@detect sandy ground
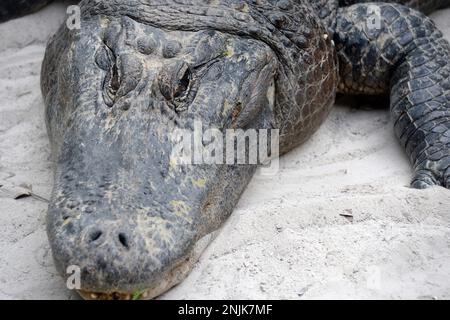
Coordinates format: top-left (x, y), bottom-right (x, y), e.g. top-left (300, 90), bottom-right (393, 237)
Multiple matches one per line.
top-left (0, 3), bottom-right (449, 300)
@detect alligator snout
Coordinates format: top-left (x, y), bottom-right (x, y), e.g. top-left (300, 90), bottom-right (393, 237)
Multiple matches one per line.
top-left (48, 191), bottom-right (200, 298)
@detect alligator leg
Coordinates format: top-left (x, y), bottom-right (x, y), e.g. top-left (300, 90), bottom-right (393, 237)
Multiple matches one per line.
top-left (332, 3), bottom-right (450, 188)
top-left (0, 0), bottom-right (54, 23)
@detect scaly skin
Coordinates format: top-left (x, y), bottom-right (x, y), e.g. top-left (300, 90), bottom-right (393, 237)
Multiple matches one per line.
top-left (333, 3), bottom-right (450, 187)
top-left (1, 0), bottom-right (449, 299)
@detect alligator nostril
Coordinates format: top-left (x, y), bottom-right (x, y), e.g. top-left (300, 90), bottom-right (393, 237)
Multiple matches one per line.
top-left (118, 233), bottom-right (129, 249)
top-left (89, 230), bottom-right (103, 243)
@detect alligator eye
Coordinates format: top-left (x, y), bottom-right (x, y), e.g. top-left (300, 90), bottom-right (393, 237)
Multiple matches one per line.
top-left (158, 56), bottom-right (222, 112)
top-left (110, 62), bottom-right (120, 93)
top-left (173, 67), bottom-right (192, 100)
top-left (103, 61), bottom-right (121, 107)
top-left (99, 44), bottom-right (121, 107)
top-left (158, 62), bottom-right (195, 111)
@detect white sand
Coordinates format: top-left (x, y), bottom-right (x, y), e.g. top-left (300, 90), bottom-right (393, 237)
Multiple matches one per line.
top-left (0, 3), bottom-right (449, 300)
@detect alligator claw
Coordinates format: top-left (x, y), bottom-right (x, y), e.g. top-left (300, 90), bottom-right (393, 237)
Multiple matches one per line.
top-left (411, 162), bottom-right (450, 189)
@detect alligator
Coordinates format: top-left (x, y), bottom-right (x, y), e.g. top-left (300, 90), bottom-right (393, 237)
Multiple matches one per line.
top-left (1, 0), bottom-right (449, 299)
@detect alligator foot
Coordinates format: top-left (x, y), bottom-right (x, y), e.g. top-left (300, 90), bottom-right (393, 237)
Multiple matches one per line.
top-left (333, 3), bottom-right (450, 190)
top-left (412, 159), bottom-right (450, 189)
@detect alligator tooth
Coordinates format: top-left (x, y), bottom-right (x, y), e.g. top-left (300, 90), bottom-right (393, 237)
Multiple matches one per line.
top-left (323, 34), bottom-right (329, 40)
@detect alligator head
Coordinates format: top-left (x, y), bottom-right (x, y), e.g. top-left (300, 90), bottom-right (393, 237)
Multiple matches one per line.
top-left (41, 0), bottom-right (337, 299)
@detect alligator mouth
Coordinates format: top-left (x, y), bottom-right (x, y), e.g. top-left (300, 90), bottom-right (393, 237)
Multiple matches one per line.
top-left (76, 230), bottom-right (219, 300)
